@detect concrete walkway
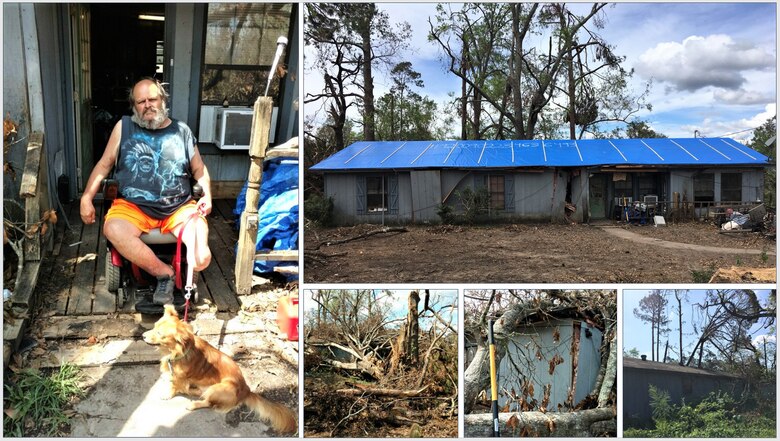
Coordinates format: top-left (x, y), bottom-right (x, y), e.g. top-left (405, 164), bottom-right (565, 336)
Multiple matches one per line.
top-left (598, 226), bottom-right (775, 255)
top-left (70, 365), bottom-right (276, 437)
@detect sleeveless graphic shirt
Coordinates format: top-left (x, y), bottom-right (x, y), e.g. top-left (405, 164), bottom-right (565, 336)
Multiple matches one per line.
top-left (115, 116), bottom-right (197, 219)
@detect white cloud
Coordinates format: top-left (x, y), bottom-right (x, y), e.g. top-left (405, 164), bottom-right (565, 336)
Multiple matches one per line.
top-left (753, 334), bottom-right (776, 346)
top-left (713, 88), bottom-right (775, 105)
top-left (636, 34), bottom-right (775, 92)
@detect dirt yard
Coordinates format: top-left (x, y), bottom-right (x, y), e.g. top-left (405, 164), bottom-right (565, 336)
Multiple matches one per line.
top-left (305, 222), bottom-right (776, 283)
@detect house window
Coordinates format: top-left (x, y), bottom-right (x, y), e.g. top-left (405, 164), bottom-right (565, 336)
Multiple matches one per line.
top-left (489, 175), bottom-right (506, 210)
top-left (201, 3), bottom-right (294, 106)
top-left (721, 173), bottom-right (742, 202)
top-left (694, 173), bottom-right (714, 202)
top-left (366, 176), bottom-right (388, 212)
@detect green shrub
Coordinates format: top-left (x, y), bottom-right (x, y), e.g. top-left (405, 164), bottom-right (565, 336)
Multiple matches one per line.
top-left (630, 387), bottom-right (777, 438)
top-left (304, 194), bottom-right (334, 226)
top-left (690, 265), bottom-right (715, 283)
top-left (436, 203), bottom-right (454, 224)
top-left (456, 187), bottom-right (490, 224)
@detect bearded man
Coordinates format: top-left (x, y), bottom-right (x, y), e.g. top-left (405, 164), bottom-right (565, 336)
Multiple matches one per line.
top-left (80, 78), bottom-right (212, 305)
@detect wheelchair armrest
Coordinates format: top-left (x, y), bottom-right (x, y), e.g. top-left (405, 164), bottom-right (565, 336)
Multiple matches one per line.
top-left (102, 178), bottom-right (119, 200)
top-left (192, 183), bottom-right (203, 199)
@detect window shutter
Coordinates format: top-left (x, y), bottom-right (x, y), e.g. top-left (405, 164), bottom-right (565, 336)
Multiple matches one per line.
top-left (505, 175), bottom-right (515, 211)
top-left (388, 175), bottom-right (399, 214)
top-left (356, 176), bottom-right (366, 214)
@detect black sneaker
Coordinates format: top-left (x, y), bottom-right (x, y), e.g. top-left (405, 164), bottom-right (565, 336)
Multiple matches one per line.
top-left (153, 275), bottom-right (174, 305)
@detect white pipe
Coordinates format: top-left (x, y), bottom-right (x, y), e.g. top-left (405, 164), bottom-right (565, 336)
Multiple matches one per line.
top-left (264, 36), bottom-right (288, 97)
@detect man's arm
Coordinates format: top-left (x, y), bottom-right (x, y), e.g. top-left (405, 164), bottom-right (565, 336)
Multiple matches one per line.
top-left (80, 121), bottom-right (121, 224)
top-left (190, 146), bottom-right (212, 215)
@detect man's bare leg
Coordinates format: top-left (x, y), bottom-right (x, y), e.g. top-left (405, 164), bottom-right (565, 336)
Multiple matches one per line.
top-left (171, 217), bottom-right (211, 271)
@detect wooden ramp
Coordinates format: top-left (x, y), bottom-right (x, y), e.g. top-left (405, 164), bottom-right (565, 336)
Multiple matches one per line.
top-left (45, 199), bottom-right (244, 317)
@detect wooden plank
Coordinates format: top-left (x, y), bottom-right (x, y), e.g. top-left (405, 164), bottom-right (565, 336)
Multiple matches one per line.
top-left (56, 205), bottom-right (83, 315)
top-left (9, 260), bottom-right (41, 309)
top-left (41, 315), bottom-right (269, 340)
top-left (254, 250), bottom-right (299, 261)
top-left (204, 232), bottom-right (241, 312)
top-left (266, 147), bottom-right (299, 159)
top-left (19, 132), bottom-right (43, 197)
top-left (67, 213), bottom-right (100, 315)
top-left (235, 97), bottom-right (272, 294)
top-left (92, 204), bottom-right (116, 314)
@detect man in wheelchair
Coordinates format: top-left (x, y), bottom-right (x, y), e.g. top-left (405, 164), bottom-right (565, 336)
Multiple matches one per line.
top-left (80, 78), bottom-right (212, 306)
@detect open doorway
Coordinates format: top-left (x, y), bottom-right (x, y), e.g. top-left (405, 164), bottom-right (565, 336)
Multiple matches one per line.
top-left (76, 3), bottom-right (165, 189)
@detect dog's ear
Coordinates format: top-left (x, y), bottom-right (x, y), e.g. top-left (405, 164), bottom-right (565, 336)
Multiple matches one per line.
top-left (164, 304), bottom-right (179, 319)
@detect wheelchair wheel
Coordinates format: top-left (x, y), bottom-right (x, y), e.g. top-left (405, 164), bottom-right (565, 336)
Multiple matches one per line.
top-left (106, 251), bottom-right (121, 292)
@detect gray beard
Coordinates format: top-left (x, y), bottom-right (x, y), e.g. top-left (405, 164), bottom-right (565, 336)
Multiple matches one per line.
top-left (131, 106), bottom-right (168, 130)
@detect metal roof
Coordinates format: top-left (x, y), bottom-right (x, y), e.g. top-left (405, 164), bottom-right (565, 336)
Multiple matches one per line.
top-left (310, 138), bottom-right (769, 171)
top-left (623, 357), bottom-right (742, 378)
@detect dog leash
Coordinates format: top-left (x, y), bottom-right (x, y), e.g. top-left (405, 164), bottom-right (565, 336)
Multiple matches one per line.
top-left (174, 203), bottom-right (206, 322)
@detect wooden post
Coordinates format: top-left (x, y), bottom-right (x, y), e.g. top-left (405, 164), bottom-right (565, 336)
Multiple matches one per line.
top-left (235, 97), bottom-right (273, 294)
top-left (19, 132), bottom-right (45, 261)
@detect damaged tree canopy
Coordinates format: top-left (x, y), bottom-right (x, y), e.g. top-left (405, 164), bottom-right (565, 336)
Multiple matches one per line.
top-left (304, 289), bottom-right (458, 438)
top-left (464, 290), bottom-right (617, 437)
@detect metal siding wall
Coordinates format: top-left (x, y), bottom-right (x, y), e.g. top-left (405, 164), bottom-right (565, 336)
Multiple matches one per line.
top-left (514, 171), bottom-right (565, 221)
top-left (398, 172), bottom-right (413, 222)
top-left (570, 171), bottom-right (587, 222)
top-left (743, 170), bottom-right (764, 202)
top-left (574, 324), bottom-right (603, 403)
top-left (3, 4), bottom-right (31, 202)
top-left (410, 170), bottom-right (441, 222)
top-left (670, 170), bottom-right (694, 201)
top-left (494, 320), bottom-right (575, 409)
top-left (325, 173), bottom-right (358, 225)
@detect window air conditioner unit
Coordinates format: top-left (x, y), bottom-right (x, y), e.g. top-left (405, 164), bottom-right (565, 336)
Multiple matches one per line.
top-left (214, 106), bottom-right (279, 150)
top-left (643, 195), bottom-right (658, 205)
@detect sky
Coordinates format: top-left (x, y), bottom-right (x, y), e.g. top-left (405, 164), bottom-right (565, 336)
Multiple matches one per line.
top-left (303, 289), bottom-right (459, 330)
top-left (304, 2), bottom-right (776, 142)
top-left (622, 289), bottom-right (776, 361)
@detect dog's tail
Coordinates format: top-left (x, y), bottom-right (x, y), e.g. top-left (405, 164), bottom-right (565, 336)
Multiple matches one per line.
top-left (244, 391), bottom-right (297, 434)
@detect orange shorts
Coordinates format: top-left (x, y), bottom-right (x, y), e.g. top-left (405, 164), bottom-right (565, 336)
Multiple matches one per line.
top-left (105, 199), bottom-right (205, 234)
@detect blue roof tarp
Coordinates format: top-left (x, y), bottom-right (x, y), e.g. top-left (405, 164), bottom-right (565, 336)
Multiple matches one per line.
top-left (310, 138), bottom-right (769, 171)
top-left (234, 157), bottom-right (299, 280)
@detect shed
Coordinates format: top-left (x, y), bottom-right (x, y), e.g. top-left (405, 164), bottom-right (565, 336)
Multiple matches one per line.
top-left (623, 357), bottom-right (746, 426)
top-left (309, 138), bottom-right (770, 225)
top-left (466, 318), bottom-right (603, 411)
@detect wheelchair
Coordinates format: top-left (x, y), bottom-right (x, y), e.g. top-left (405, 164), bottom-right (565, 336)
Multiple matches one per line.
top-left (102, 179), bottom-right (201, 315)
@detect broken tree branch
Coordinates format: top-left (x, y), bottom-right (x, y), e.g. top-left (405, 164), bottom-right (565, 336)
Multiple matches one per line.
top-left (336, 384), bottom-right (430, 397)
top-left (315, 226), bottom-right (408, 250)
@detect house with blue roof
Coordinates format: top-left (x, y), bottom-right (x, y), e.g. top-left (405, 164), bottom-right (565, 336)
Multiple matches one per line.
top-left (310, 138), bottom-right (771, 225)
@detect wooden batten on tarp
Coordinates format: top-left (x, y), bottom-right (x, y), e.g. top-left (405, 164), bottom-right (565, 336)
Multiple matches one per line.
top-left (235, 97), bottom-right (273, 294)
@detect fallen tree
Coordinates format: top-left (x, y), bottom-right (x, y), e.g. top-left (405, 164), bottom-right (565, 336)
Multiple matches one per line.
top-left (464, 407), bottom-right (616, 437)
top-left (463, 290), bottom-right (617, 437)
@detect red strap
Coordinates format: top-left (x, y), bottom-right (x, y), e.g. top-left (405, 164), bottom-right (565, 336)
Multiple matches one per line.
top-left (175, 210), bottom-right (202, 322)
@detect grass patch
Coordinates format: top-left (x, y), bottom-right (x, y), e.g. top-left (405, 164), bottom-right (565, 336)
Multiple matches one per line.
top-left (690, 265), bottom-right (716, 283)
top-left (3, 363), bottom-right (86, 437)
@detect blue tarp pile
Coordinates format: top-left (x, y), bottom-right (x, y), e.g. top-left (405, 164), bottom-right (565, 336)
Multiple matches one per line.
top-left (233, 157), bottom-right (298, 280)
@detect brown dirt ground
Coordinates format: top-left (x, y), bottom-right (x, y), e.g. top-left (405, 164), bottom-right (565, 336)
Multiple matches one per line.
top-left (304, 221), bottom-right (776, 283)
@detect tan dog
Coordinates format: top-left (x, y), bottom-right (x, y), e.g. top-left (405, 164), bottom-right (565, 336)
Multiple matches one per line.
top-left (142, 305), bottom-right (297, 434)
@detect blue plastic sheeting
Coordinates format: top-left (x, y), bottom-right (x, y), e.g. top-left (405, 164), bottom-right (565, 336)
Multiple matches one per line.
top-left (234, 158), bottom-right (299, 280)
top-left (310, 138), bottom-right (769, 171)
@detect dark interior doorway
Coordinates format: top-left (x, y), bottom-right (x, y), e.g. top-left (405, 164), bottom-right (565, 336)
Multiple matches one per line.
top-left (89, 4), bottom-right (165, 161)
